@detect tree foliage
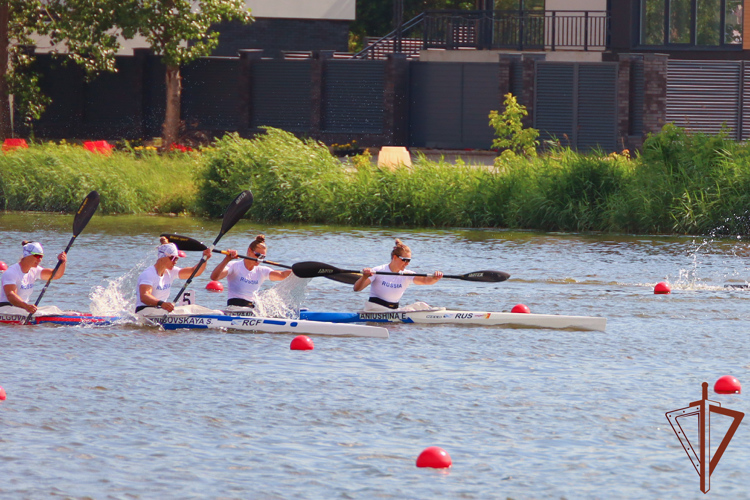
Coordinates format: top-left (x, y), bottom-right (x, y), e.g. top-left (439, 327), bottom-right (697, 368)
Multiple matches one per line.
top-left (489, 93), bottom-right (539, 158)
top-left (114, 0), bottom-right (252, 148)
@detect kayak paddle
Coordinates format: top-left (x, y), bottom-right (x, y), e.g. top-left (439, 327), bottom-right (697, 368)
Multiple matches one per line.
top-left (291, 261), bottom-right (511, 283)
top-left (24, 191), bottom-right (100, 324)
top-left (161, 233), bottom-right (360, 285)
top-left (171, 190), bottom-right (254, 303)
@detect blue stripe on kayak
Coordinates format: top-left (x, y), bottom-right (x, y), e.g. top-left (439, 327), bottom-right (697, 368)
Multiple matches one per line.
top-left (262, 319), bottom-right (287, 326)
top-left (299, 312), bottom-right (365, 323)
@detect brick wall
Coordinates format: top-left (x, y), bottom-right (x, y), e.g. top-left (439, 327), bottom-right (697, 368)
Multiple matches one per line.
top-left (642, 54), bottom-right (668, 138)
top-left (211, 19), bottom-right (350, 58)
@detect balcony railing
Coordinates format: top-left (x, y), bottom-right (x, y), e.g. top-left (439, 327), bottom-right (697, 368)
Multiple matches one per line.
top-left (423, 10), bottom-right (609, 51)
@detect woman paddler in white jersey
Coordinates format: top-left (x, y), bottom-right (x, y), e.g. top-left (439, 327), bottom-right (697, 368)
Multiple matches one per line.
top-left (135, 237), bottom-right (212, 314)
top-left (353, 239), bottom-right (443, 312)
top-left (209, 234), bottom-right (292, 311)
top-left (0, 241), bottom-right (67, 314)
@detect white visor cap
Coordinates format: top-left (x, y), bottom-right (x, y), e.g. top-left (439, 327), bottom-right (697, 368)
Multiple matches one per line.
top-left (157, 243), bottom-right (179, 259)
top-left (23, 242), bottom-right (44, 257)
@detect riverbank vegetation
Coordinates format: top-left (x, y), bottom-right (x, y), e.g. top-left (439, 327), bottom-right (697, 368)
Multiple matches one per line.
top-left (2, 125), bottom-right (750, 235)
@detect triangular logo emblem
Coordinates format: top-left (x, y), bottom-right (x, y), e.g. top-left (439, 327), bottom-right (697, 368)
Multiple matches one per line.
top-left (666, 382), bottom-right (744, 493)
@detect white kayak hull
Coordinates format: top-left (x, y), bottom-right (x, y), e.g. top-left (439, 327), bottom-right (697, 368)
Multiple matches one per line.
top-left (300, 309), bottom-right (606, 331)
top-left (141, 306), bottom-right (389, 338)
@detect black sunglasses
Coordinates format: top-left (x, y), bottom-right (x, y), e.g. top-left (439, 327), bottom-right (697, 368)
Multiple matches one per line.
top-left (397, 256), bottom-right (411, 263)
top-left (254, 252), bottom-right (266, 261)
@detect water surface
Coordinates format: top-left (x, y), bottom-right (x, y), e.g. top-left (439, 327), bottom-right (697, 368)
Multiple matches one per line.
top-left (1, 213), bottom-right (749, 499)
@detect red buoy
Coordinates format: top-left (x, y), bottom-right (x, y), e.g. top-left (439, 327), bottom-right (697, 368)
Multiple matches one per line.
top-left (654, 282), bottom-right (671, 294)
top-left (290, 335), bottom-right (314, 351)
top-left (206, 280), bottom-right (224, 292)
top-left (0, 386), bottom-right (6, 401)
top-left (178, 250), bottom-right (187, 258)
top-left (715, 375), bottom-right (741, 394)
top-left (416, 446), bottom-right (452, 469)
top-left (511, 304), bottom-right (530, 314)
top-left (0, 261), bottom-right (7, 271)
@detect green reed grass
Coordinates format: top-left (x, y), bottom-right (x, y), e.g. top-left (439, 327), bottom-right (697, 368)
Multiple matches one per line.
top-left (0, 142), bottom-right (200, 214)
top-left (5, 125), bottom-right (750, 235)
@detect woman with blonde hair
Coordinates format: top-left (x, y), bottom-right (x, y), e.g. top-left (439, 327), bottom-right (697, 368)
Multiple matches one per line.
top-left (210, 234), bottom-right (291, 310)
top-left (353, 239), bottom-right (442, 311)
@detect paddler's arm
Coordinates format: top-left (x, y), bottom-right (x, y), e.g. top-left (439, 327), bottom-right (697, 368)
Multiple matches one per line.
top-left (414, 271), bottom-right (443, 285)
top-left (353, 268), bottom-right (374, 292)
top-left (269, 270), bottom-right (292, 281)
top-left (3, 284), bottom-right (36, 314)
top-left (40, 252), bottom-right (67, 281)
top-left (138, 284), bottom-right (174, 313)
top-left (179, 249), bottom-right (212, 279)
top-left (210, 249), bottom-right (236, 281)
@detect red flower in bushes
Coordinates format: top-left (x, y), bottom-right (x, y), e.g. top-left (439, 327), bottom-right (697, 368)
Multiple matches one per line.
top-left (169, 143), bottom-right (193, 153)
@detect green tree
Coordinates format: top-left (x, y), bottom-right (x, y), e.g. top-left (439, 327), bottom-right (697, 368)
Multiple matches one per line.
top-left (489, 93), bottom-right (539, 158)
top-left (0, 0), bottom-right (122, 139)
top-left (117, 0), bottom-right (252, 149)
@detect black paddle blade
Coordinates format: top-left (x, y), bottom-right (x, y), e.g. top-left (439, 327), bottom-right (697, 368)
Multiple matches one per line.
top-left (458, 270), bottom-right (511, 282)
top-left (326, 273), bottom-right (361, 285)
top-left (220, 190), bottom-right (254, 236)
top-left (72, 191), bottom-right (100, 236)
top-left (292, 261), bottom-right (351, 278)
top-left (161, 233), bottom-right (207, 251)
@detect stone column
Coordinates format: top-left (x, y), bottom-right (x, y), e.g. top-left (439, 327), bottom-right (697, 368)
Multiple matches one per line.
top-left (384, 53), bottom-right (409, 146)
top-left (498, 54), bottom-right (522, 109)
top-left (615, 53), bottom-right (635, 150)
top-left (238, 49), bottom-right (263, 137)
top-left (521, 53), bottom-right (545, 128)
top-left (310, 50), bottom-right (334, 138)
top-left (642, 53), bottom-right (668, 137)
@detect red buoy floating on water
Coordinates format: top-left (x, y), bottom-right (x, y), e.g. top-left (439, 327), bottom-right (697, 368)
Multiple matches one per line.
top-left (715, 375), bottom-right (741, 394)
top-left (0, 386), bottom-right (6, 401)
top-left (0, 261), bottom-right (7, 271)
top-left (511, 304), bottom-right (530, 314)
top-left (416, 446), bottom-right (452, 469)
top-left (206, 280), bottom-right (223, 292)
top-left (290, 335), bottom-right (314, 351)
top-left (654, 282), bottom-right (671, 294)
top-left (178, 250), bottom-right (187, 258)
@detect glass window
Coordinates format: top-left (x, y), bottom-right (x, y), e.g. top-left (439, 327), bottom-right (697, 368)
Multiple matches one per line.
top-left (642, 0), bottom-right (666, 45)
top-left (696, 0), bottom-right (721, 45)
top-left (495, 0), bottom-right (520, 10)
top-left (669, 0), bottom-right (692, 43)
top-left (725, 0), bottom-right (743, 44)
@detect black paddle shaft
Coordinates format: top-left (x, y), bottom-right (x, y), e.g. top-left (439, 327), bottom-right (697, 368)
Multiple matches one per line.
top-left (292, 261), bottom-right (510, 283)
top-left (171, 190), bottom-right (254, 303)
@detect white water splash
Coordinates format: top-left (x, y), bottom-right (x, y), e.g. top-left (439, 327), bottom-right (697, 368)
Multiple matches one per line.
top-left (89, 253), bottom-right (153, 316)
top-left (665, 235), bottom-right (750, 291)
top-left (254, 275), bottom-right (311, 319)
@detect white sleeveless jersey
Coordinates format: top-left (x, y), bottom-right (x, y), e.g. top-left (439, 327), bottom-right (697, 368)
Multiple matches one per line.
top-left (0, 263), bottom-right (44, 303)
top-left (226, 261), bottom-right (273, 302)
top-left (136, 265), bottom-right (182, 307)
top-left (368, 263), bottom-right (415, 303)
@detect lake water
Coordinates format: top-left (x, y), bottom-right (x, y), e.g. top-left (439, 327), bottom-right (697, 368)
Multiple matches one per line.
top-left (1, 213), bottom-right (750, 499)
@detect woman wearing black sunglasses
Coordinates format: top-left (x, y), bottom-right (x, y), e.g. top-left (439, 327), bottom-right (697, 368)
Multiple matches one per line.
top-left (135, 236), bottom-right (212, 314)
top-left (210, 234), bottom-right (291, 310)
top-left (354, 238), bottom-right (442, 312)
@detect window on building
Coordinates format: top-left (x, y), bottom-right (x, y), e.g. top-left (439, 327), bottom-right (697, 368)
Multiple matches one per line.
top-left (494, 0), bottom-right (545, 10)
top-left (641, 0), bottom-right (743, 45)
top-left (725, 0), bottom-right (743, 43)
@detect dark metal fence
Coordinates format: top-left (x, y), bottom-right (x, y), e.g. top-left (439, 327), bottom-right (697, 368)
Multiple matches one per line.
top-left (423, 10), bottom-right (609, 51)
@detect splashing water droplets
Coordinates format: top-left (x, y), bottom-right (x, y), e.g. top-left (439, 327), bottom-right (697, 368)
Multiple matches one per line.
top-left (89, 253), bottom-right (153, 316)
top-left (254, 275), bottom-right (310, 319)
